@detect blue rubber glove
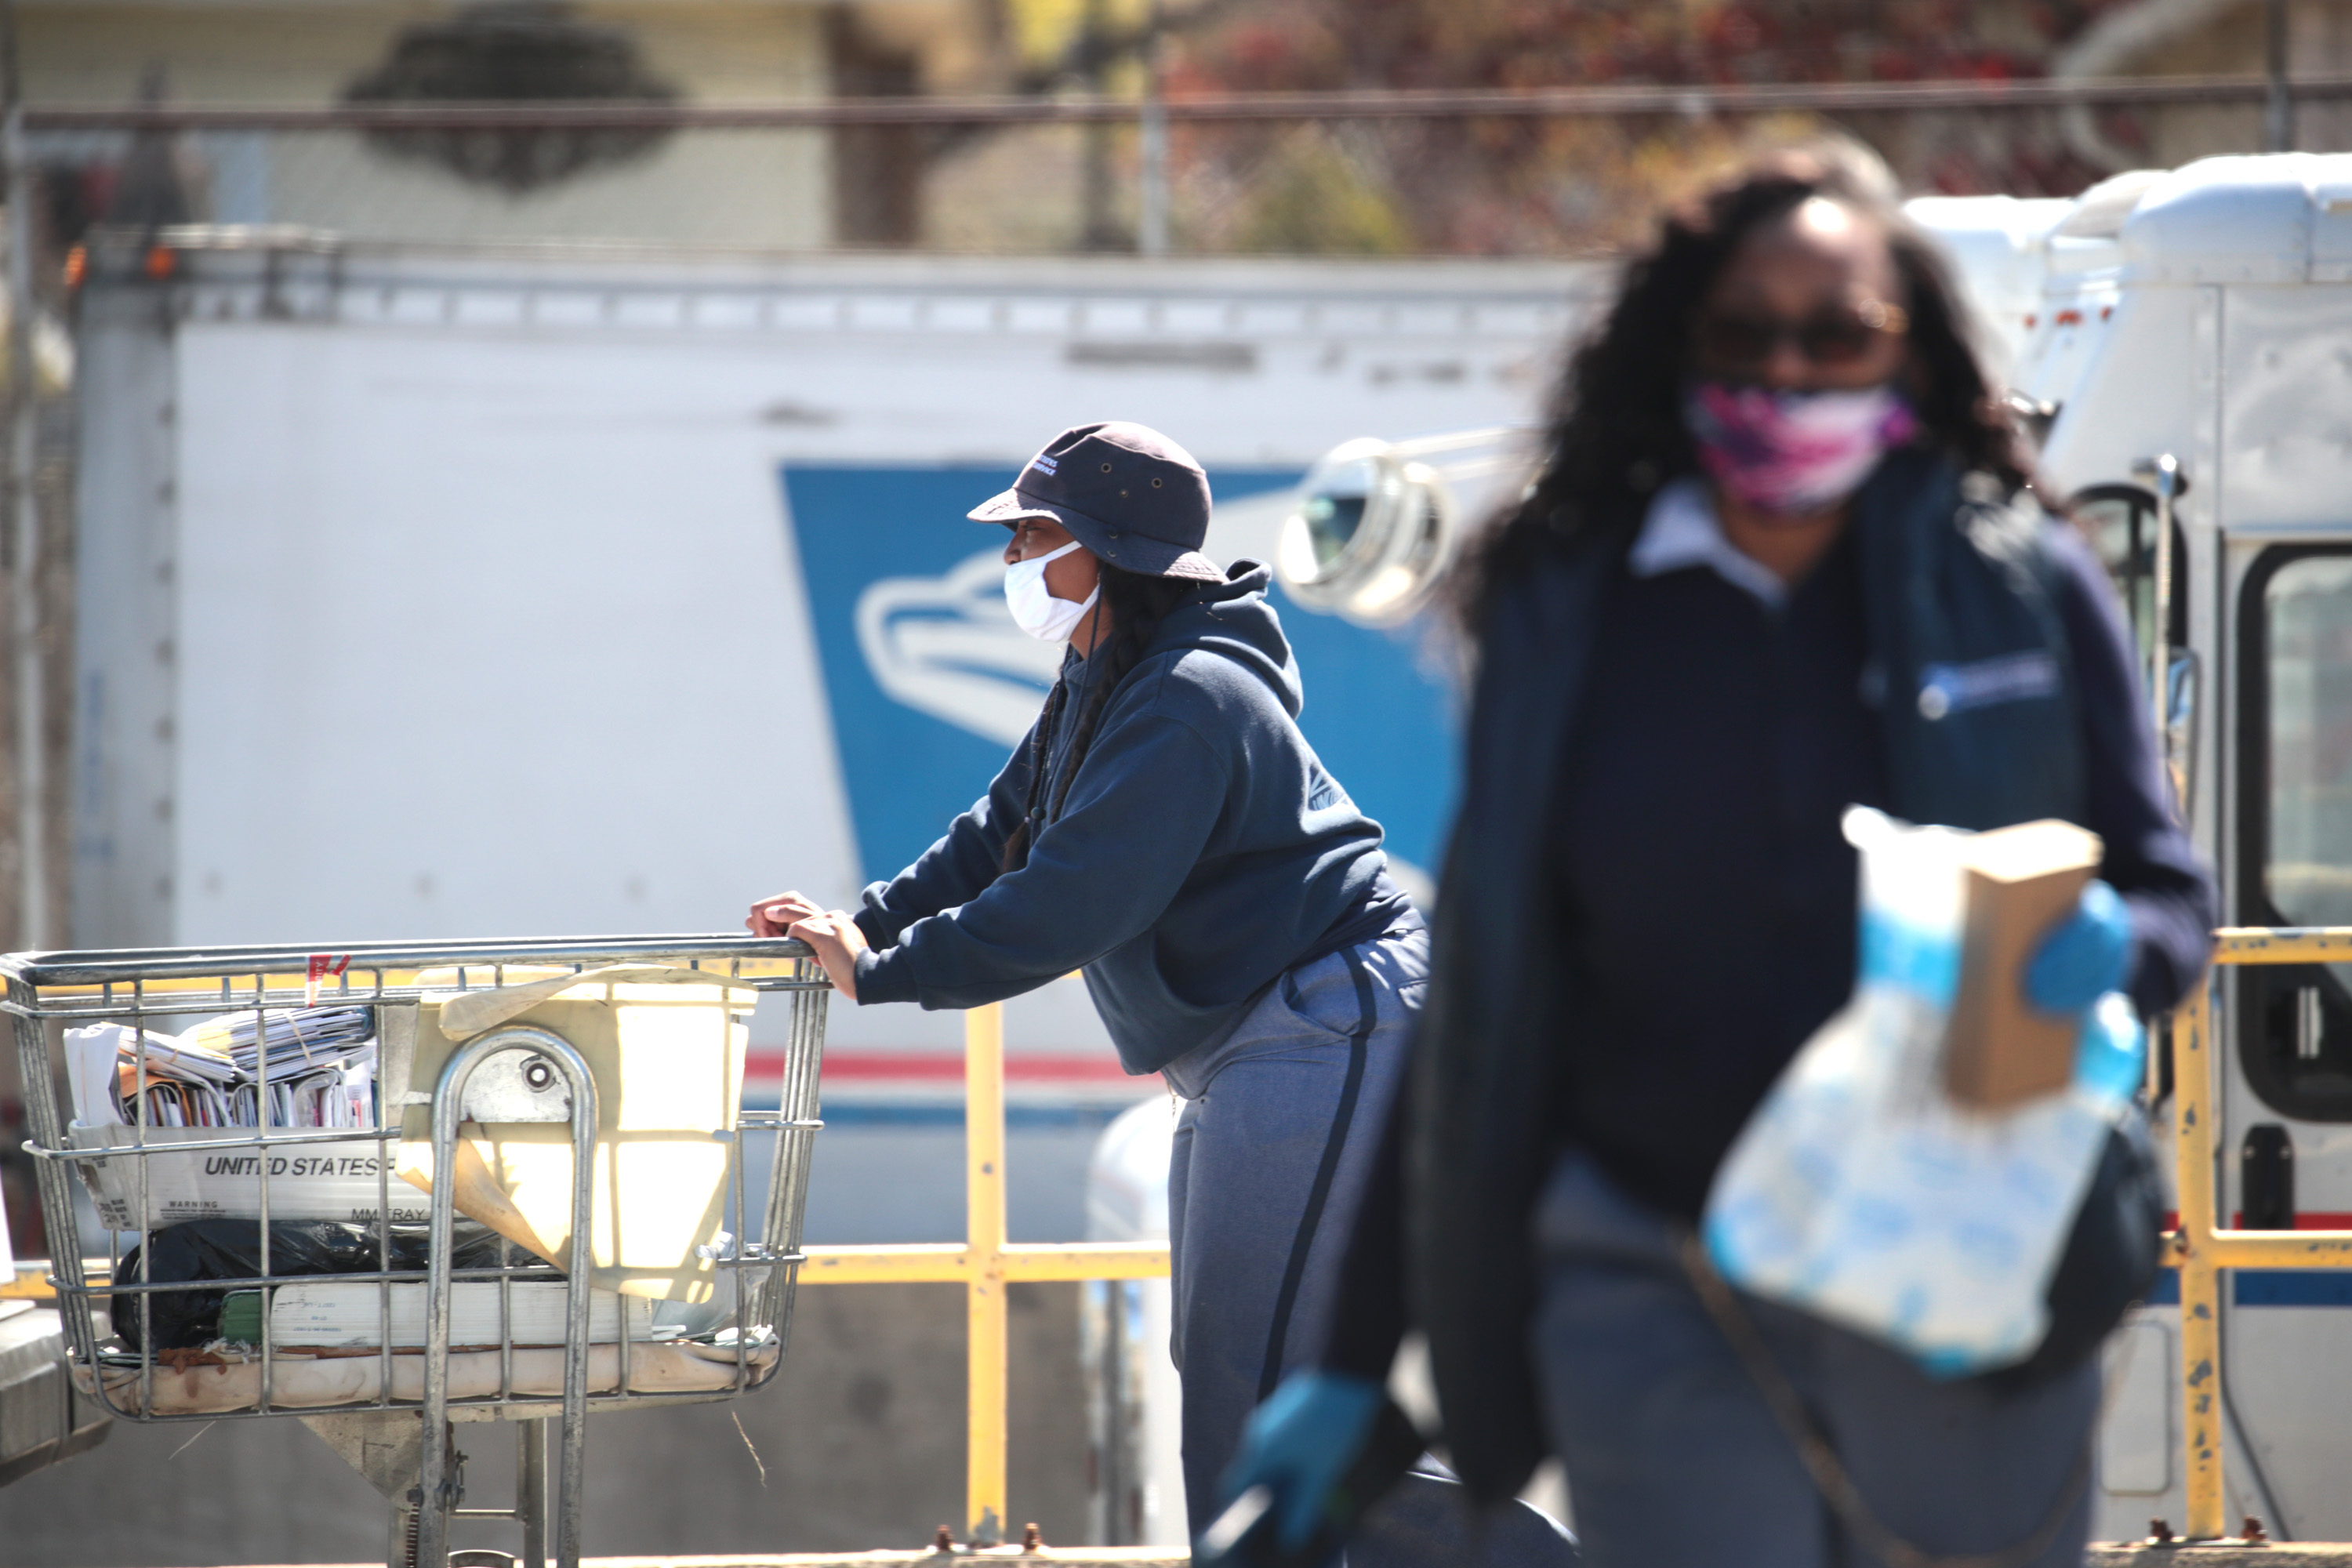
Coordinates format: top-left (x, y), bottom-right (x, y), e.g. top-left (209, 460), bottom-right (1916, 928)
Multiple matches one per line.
top-left (1214, 1370), bottom-right (1388, 1555)
top-left (2024, 880), bottom-right (2133, 1015)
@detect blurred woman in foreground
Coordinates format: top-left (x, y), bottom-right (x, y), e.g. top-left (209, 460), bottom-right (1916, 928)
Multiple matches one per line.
top-left (1218, 154), bottom-right (2215, 1567)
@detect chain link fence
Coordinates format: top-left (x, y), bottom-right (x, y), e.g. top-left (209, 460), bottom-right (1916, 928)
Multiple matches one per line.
top-left (16, 77), bottom-right (2352, 262)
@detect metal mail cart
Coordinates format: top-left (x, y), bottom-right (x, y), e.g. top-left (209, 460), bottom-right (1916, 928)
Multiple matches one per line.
top-left (9, 934), bottom-right (828, 1568)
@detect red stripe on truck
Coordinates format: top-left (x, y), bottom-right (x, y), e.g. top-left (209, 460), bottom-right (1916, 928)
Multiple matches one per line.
top-left (746, 1050), bottom-right (1138, 1084)
top-left (2162, 1211), bottom-right (2352, 1230)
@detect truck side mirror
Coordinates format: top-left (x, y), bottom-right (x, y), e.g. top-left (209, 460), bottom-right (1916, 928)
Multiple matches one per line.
top-left (1276, 438), bottom-right (1459, 627)
top-left (2070, 475), bottom-right (2194, 818)
top-left (2166, 647), bottom-right (2199, 821)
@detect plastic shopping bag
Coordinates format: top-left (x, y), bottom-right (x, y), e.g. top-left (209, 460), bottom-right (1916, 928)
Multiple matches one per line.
top-left (1702, 807), bottom-right (2147, 1377)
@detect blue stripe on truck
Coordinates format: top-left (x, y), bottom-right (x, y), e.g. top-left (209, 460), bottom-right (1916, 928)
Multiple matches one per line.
top-left (2143, 1269), bottom-right (2352, 1307)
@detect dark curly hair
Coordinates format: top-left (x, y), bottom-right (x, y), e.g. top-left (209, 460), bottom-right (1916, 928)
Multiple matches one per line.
top-left (997, 562), bottom-right (1202, 875)
top-left (1464, 158), bottom-right (2031, 632)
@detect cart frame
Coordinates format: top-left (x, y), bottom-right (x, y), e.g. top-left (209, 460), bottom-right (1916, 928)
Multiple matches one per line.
top-left (7, 933), bottom-right (827, 1568)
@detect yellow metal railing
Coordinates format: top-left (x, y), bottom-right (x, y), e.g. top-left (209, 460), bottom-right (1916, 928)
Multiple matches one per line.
top-left (2167, 927), bottom-right (2352, 1541)
top-left (29, 940), bottom-right (2352, 1545)
top-left (24, 941), bottom-right (2350, 1543)
top-left (800, 1003), bottom-right (1171, 1545)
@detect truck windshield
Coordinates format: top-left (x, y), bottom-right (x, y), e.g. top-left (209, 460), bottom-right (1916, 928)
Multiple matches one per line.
top-left (2239, 546), bottom-right (2352, 1120)
top-left (2263, 553), bottom-right (2352, 933)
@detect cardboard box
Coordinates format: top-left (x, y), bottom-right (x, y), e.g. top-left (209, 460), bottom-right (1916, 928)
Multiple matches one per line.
top-left (1942, 818), bottom-right (2105, 1110)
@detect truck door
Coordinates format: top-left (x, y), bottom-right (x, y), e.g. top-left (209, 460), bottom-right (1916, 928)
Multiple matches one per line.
top-left (2194, 535), bottom-right (2352, 1543)
top-left (2075, 481), bottom-right (2196, 1537)
top-left (2078, 484), bottom-right (2352, 1540)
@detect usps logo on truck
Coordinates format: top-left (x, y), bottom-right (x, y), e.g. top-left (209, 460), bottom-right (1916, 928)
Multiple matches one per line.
top-left (781, 465), bottom-right (1455, 899)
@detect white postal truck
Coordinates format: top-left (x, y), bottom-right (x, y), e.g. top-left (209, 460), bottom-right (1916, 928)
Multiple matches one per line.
top-left (1918, 152), bottom-right (2352, 1546)
top-left (59, 233), bottom-right (1592, 1541)
top-left (67, 238), bottom-right (1599, 1056)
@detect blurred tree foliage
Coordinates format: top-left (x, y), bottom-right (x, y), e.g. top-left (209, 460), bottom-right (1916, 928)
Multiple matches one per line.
top-left (996, 0), bottom-right (2145, 253)
top-left (1229, 132), bottom-right (1416, 252)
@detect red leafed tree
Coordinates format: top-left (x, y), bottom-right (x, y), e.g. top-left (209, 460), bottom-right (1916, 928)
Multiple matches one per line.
top-left (1149, 0), bottom-right (2148, 253)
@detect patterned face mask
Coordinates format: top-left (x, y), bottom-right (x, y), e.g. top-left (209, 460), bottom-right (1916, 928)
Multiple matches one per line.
top-left (1682, 379), bottom-right (1919, 517)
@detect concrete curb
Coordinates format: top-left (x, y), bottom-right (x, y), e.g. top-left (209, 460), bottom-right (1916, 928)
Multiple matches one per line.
top-left (218, 1556), bottom-right (1191, 1568)
top-left (2090, 1548), bottom-right (2352, 1566)
top-left (580, 1557), bottom-right (1188, 1566)
top-left (222, 1548), bottom-right (2352, 1568)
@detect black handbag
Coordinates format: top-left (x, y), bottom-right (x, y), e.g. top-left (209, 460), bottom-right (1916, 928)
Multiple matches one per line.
top-left (1978, 1105), bottom-right (2165, 1391)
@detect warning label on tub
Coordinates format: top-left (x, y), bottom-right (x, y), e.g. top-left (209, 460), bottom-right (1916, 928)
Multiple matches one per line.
top-left (70, 1123), bottom-right (430, 1229)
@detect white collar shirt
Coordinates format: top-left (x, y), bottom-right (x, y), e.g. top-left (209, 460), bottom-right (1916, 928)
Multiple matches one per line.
top-left (1625, 475), bottom-right (1790, 612)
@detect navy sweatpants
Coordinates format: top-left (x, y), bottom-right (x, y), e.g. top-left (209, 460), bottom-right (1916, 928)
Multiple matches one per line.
top-left (1163, 930), bottom-right (1576, 1566)
top-left (1532, 1150), bottom-right (2098, 1568)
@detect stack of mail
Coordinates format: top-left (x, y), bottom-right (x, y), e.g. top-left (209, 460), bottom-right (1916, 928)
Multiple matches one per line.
top-left (67, 1008), bottom-right (380, 1131)
top-left (86, 1031), bottom-right (241, 1128)
top-left (185, 1007), bottom-right (376, 1077)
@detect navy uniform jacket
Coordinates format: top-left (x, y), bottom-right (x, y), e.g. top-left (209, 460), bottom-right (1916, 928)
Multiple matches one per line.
top-left (1327, 450), bottom-right (2215, 1502)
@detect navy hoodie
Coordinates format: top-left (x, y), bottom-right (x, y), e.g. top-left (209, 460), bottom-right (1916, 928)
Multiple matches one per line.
top-left (851, 561), bottom-right (1417, 1074)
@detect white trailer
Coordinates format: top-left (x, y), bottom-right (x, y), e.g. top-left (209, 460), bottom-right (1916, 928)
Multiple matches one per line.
top-left (57, 235), bottom-right (1603, 1544)
top-left (69, 237), bottom-right (1600, 1063)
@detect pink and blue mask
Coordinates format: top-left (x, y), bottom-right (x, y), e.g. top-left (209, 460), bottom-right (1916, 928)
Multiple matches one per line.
top-left (1682, 379), bottom-right (1919, 517)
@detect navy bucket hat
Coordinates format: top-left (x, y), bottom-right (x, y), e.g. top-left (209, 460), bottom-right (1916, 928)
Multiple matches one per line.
top-left (968, 421), bottom-right (1223, 582)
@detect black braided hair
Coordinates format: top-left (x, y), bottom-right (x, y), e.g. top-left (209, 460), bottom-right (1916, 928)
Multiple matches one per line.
top-left (996, 563), bottom-right (1203, 876)
top-left (996, 678), bottom-right (1069, 875)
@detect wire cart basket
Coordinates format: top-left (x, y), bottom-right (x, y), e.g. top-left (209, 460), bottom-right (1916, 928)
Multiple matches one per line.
top-left (9, 934), bottom-right (828, 1568)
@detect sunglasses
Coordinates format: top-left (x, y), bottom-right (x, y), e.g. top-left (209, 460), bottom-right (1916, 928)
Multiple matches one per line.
top-left (1693, 299), bottom-right (1911, 368)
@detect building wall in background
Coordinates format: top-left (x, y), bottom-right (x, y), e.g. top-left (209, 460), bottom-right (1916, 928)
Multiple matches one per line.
top-left (0, 1281), bottom-right (1091, 1563)
top-left (19, 0), bottom-right (836, 246)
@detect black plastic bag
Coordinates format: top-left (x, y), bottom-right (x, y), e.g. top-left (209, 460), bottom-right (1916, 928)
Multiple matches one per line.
top-left (1978, 1110), bottom-right (2165, 1391)
top-left (114, 1218), bottom-right (525, 1350)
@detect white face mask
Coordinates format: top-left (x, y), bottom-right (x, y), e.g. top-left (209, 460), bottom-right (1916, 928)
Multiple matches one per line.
top-left (1004, 539), bottom-right (1101, 642)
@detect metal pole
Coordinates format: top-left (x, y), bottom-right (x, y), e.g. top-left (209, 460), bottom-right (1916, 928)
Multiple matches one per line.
top-left (2173, 981), bottom-right (2227, 1540)
top-left (2266, 0), bottom-right (2296, 152)
top-left (0, 0), bottom-right (41, 952)
top-left (1138, 0), bottom-right (1170, 257)
top-left (1076, 0), bottom-right (1120, 251)
top-left (519, 1418), bottom-right (547, 1568)
top-left (2135, 454), bottom-right (2182, 768)
top-left (964, 1002), bottom-right (1007, 1547)
top-left (20, 74), bottom-right (2352, 134)
top-left (422, 1029), bottom-right (600, 1568)
top-left (9, 975), bottom-right (91, 1355)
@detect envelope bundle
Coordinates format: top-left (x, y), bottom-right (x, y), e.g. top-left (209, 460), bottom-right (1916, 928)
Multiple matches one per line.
top-left (67, 1008), bottom-right (378, 1131)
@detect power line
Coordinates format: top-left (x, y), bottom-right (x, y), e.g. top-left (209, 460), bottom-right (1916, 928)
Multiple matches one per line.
top-left (19, 73), bottom-right (2352, 132)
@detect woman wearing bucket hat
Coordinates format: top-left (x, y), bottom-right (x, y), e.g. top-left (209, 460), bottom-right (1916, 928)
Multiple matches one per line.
top-left (750, 421), bottom-right (1572, 1563)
